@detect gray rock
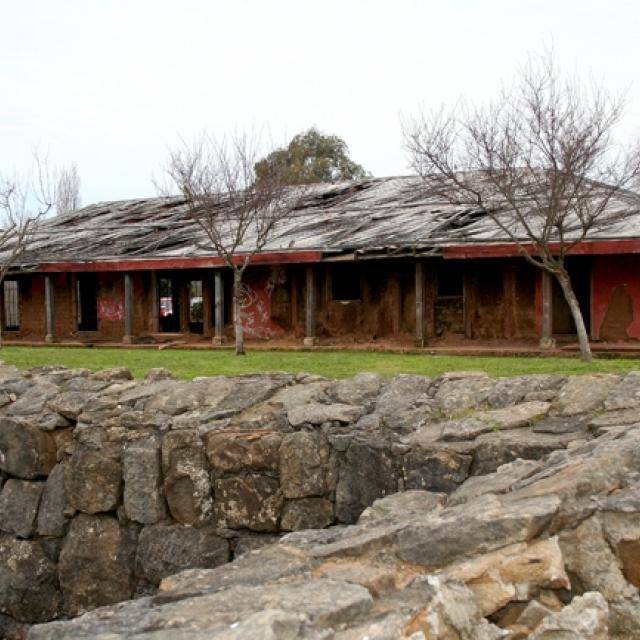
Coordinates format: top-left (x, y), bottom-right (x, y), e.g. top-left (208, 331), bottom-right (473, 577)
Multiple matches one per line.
top-left (486, 374), bottom-right (565, 408)
top-left (36, 463), bottom-right (69, 537)
top-left (335, 440), bottom-right (397, 523)
top-left (270, 380), bottom-right (332, 411)
top-left (214, 475), bottom-right (283, 532)
top-left (144, 367), bottom-right (176, 381)
top-left (146, 382), bottom-right (205, 415)
top-left (135, 523), bottom-right (229, 585)
top-left (450, 458), bottom-right (540, 504)
top-left (470, 430), bottom-right (578, 476)
top-left (0, 479), bottom-right (44, 538)
top-left (58, 513), bottom-right (136, 616)
top-left (64, 444), bottom-right (123, 514)
top-left (47, 391), bottom-right (96, 420)
top-left (90, 367), bottom-right (133, 382)
top-left (394, 493), bottom-right (560, 567)
top-left (474, 400), bottom-right (551, 430)
top-left (358, 489), bottom-right (446, 524)
top-left (605, 370), bottom-right (640, 411)
top-left (123, 437), bottom-right (166, 524)
top-left (589, 407), bottom-right (640, 429)
top-left (206, 430), bottom-right (282, 474)
top-left (4, 383), bottom-right (58, 417)
top-left (280, 431), bottom-right (335, 499)
top-left (0, 417), bottom-right (57, 479)
top-left (440, 417), bottom-right (492, 441)
top-left (0, 534), bottom-right (60, 623)
top-left (330, 373), bottom-right (384, 407)
top-left (375, 374), bottom-right (432, 432)
top-left (530, 591), bottom-right (608, 639)
top-left (162, 429), bottom-right (212, 526)
top-left (402, 448), bottom-right (471, 493)
top-left (553, 374), bottom-right (620, 416)
top-left (281, 497), bottom-right (334, 531)
top-left (287, 402), bottom-right (363, 427)
top-left (434, 374), bottom-right (496, 413)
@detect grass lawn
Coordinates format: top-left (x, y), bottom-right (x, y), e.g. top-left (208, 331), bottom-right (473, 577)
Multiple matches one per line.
top-left (1, 346), bottom-right (640, 380)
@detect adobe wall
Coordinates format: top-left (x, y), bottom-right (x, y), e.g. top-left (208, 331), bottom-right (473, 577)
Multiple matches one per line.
top-left (592, 254), bottom-right (640, 341)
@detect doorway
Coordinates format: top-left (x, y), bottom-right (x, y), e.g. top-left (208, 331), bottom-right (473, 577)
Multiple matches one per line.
top-left (76, 274), bottom-right (98, 331)
top-left (159, 277), bottom-right (180, 332)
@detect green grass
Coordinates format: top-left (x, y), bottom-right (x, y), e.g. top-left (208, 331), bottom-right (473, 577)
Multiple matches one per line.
top-left (1, 346), bottom-right (640, 380)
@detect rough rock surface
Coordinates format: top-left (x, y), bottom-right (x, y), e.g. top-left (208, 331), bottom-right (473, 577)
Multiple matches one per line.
top-left (0, 364), bottom-right (638, 637)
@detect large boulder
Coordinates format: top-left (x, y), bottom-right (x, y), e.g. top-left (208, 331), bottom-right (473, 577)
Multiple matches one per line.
top-left (0, 479), bottom-right (44, 538)
top-left (123, 437), bottom-right (166, 524)
top-left (280, 431), bottom-right (335, 499)
top-left (0, 418), bottom-right (57, 479)
top-left (58, 514), bottom-right (136, 616)
top-left (0, 534), bottom-right (60, 623)
top-left (64, 443), bottom-right (123, 514)
top-left (135, 523), bottom-right (229, 585)
top-left (206, 430), bottom-right (282, 474)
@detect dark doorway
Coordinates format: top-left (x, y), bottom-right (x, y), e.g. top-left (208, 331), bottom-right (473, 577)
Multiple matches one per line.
top-left (159, 277), bottom-right (181, 332)
top-left (76, 275), bottom-right (98, 331)
top-left (552, 259), bottom-right (591, 335)
top-left (188, 280), bottom-right (204, 334)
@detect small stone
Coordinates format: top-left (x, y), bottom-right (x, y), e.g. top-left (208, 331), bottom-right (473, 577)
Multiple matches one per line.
top-left (36, 464), bottom-right (69, 537)
top-left (144, 367), bottom-right (176, 381)
top-left (90, 367), bottom-right (134, 382)
top-left (123, 437), bottom-right (166, 524)
top-left (280, 431), bottom-right (334, 499)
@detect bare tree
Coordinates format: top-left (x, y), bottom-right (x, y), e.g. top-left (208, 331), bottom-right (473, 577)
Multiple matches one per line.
top-left (161, 131), bottom-right (296, 355)
top-left (0, 156), bottom-right (55, 344)
top-left (55, 163), bottom-right (81, 215)
top-left (403, 52), bottom-right (640, 362)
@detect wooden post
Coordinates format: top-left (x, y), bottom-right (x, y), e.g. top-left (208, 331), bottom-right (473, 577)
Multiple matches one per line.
top-left (213, 269), bottom-right (224, 344)
top-left (415, 260), bottom-right (425, 347)
top-left (149, 270), bottom-right (159, 333)
top-left (123, 272), bottom-right (134, 343)
top-left (503, 265), bottom-right (517, 338)
top-left (45, 275), bottom-right (56, 343)
top-left (540, 270), bottom-right (555, 348)
top-left (304, 265), bottom-right (316, 346)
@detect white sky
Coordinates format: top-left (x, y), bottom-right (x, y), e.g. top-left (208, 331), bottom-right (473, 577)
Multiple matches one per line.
top-left (2, 0), bottom-right (639, 205)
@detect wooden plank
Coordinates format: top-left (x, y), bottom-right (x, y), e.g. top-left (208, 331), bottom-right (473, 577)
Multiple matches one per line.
top-left (38, 250), bottom-right (324, 273)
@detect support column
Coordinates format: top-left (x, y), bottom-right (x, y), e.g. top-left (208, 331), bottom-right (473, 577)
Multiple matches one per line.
top-left (123, 272), bottom-right (134, 344)
top-left (540, 270), bottom-right (555, 349)
top-left (415, 260), bottom-right (425, 347)
top-left (149, 270), bottom-right (159, 333)
top-left (213, 269), bottom-right (224, 344)
top-left (202, 275), bottom-right (213, 338)
top-left (45, 275), bottom-right (56, 343)
top-left (304, 265), bottom-right (316, 347)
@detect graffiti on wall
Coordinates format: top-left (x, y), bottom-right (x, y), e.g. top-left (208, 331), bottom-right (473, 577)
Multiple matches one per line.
top-left (242, 266), bottom-right (287, 339)
top-left (98, 298), bottom-right (124, 322)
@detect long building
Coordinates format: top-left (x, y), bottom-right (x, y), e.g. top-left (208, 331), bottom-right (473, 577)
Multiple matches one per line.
top-left (3, 175), bottom-right (640, 347)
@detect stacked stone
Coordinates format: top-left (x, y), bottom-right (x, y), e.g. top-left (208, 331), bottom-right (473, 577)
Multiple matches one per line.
top-left (1, 363), bottom-right (638, 638)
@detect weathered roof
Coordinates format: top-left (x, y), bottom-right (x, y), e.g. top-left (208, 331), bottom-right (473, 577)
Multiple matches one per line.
top-left (10, 175), bottom-right (640, 269)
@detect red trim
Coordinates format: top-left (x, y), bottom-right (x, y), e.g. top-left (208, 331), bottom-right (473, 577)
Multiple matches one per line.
top-left (443, 239), bottom-right (640, 259)
top-left (38, 251), bottom-right (323, 273)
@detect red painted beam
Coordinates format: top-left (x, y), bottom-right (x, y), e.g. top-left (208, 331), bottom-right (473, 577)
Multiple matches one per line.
top-left (38, 251), bottom-right (323, 273)
top-left (442, 239), bottom-right (640, 259)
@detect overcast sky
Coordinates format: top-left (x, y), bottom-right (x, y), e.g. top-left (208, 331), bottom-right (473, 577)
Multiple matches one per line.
top-left (2, 0), bottom-right (639, 206)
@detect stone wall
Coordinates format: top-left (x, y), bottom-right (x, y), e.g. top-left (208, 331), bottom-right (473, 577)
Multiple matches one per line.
top-left (0, 363), bottom-right (637, 638)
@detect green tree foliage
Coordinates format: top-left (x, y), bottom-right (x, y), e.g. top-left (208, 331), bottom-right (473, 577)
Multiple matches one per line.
top-left (255, 128), bottom-right (369, 185)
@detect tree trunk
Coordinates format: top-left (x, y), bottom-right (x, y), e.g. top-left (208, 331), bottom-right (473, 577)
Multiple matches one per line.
top-left (232, 269), bottom-right (245, 356)
top-left (555, 268), bottom-right (592, 363)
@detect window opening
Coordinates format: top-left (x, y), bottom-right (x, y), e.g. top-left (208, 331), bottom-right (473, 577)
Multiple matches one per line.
top-left (331, 264), bottom-right (361, 301)
top-left (159, 277), bottom-right (180, 332)
top-left (3, 280), bottom-right (19, 330)
top-left (437, 263), bottom-right (464, 297)
top-left (76, 275), bottom-right (98, 331)
top-left (189, 280), bottom-right (204, 333)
